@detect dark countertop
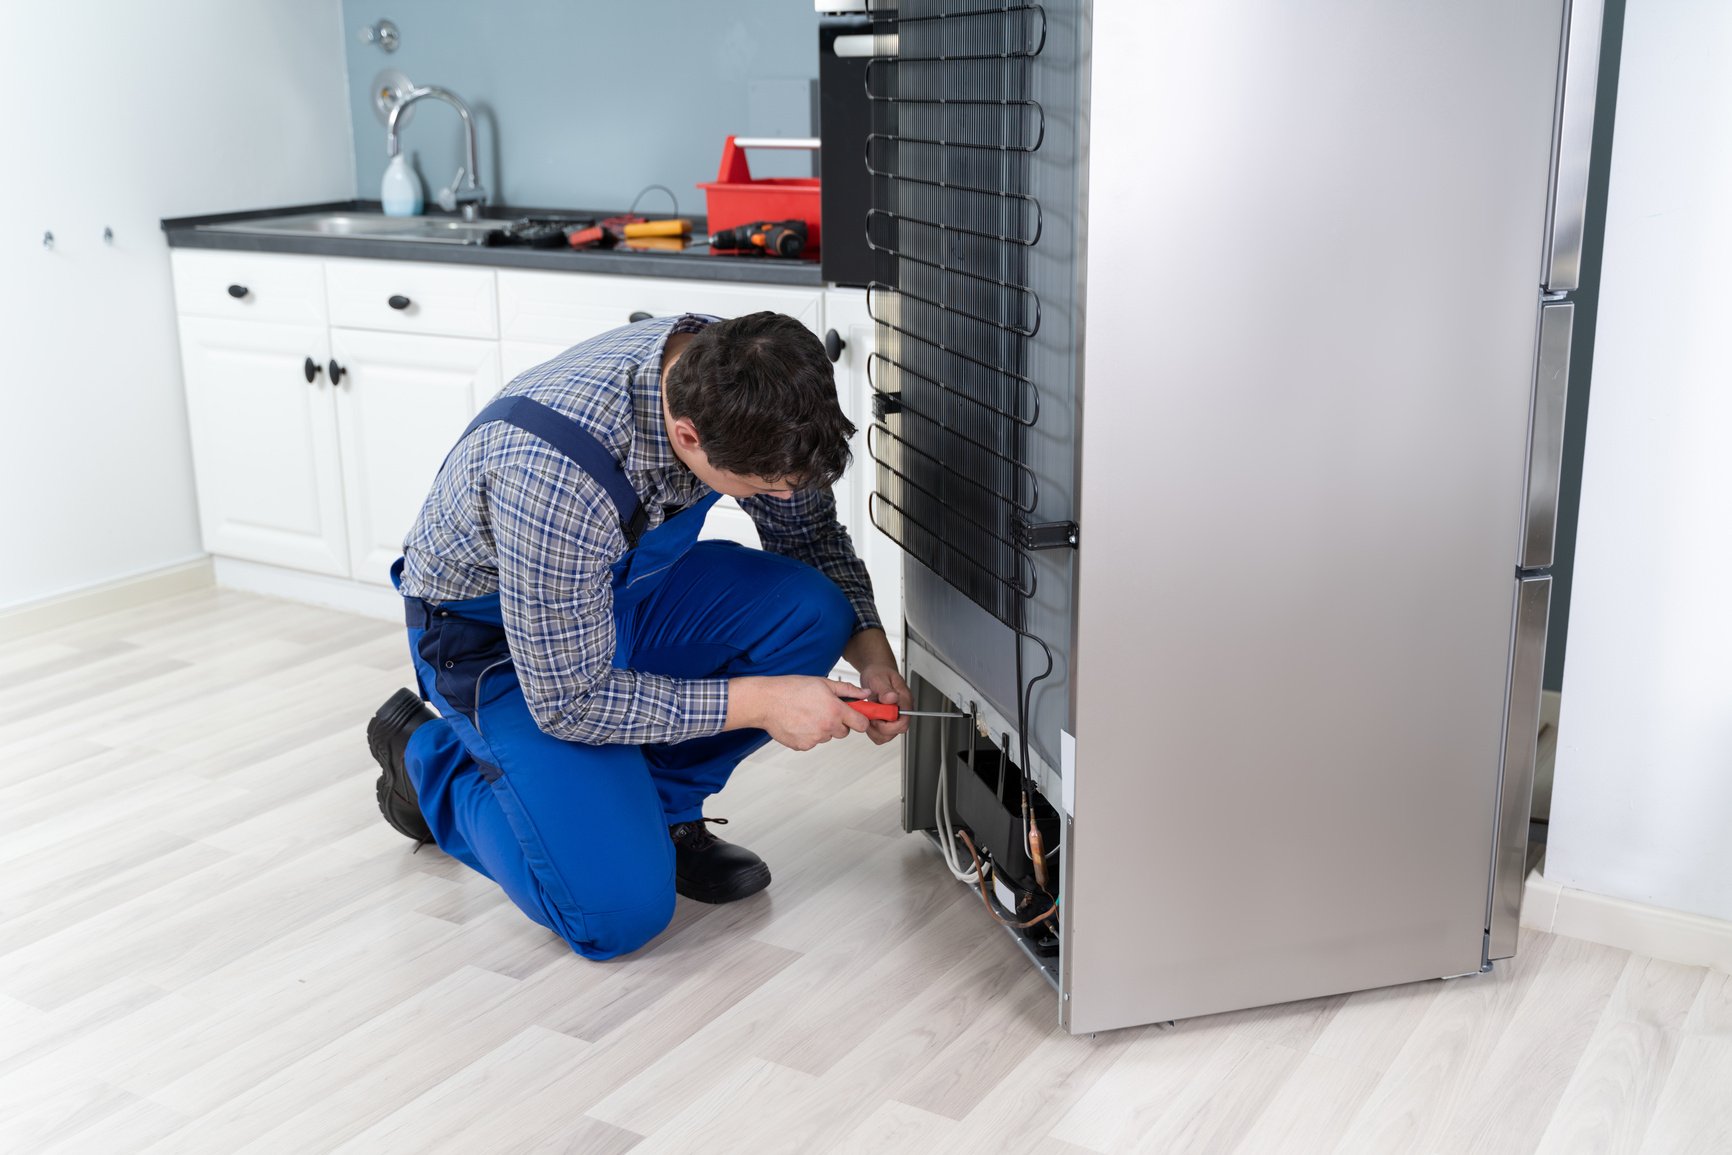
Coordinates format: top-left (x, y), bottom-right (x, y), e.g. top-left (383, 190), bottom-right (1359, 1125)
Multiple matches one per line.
top-left (160, 201), bottom-right (826, 288)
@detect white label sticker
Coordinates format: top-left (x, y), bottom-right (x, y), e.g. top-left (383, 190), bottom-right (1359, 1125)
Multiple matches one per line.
top-left (1060, 729), bottom-right (1076, 817)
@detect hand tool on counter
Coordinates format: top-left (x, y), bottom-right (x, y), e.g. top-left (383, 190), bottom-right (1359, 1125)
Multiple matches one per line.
top-left (496, 217), bottom-right (594, 248)
top-left (569, 216), bottom-right (691, 249)
top-left (708, 219), bottom-right (809, 258)
top-left (847, 701), bottom-right (966, 722)
top-left (567, 223), bottom-right (616, 249)
top-left (622, 218), bottom-right (691, 238)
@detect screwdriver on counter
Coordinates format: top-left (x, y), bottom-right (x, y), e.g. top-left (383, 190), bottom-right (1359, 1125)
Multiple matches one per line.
top-left (847, 701), bottom-right (966, 722)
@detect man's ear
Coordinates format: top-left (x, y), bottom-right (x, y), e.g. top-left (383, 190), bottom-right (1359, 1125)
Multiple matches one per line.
top-left (668, 415), bottom-right (703, 454)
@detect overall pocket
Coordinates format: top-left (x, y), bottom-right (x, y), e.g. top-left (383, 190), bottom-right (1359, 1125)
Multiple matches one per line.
top-left (417, 615), bottom-right (514, 717)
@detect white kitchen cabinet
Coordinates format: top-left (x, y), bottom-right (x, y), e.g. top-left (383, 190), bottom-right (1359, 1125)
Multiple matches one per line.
top-left (171, 250), bottom-right (894, 623)
top-left (177, 316), bottom-right (348, 575)
top-left (330, 329), bottom-right (501, 586)
top-left (325, 259), bottom-right (499, 339)
top-left (172, 249), bottom-right (328, 327)
top-left (824, 288), bottom-right (901, 639)
top-left (497, 269), bottom-right (823, 349)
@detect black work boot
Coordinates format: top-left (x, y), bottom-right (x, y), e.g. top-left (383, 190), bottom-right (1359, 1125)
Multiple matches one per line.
top-left (367, 688), bottom-right (436, 844)
top-left (669, 818), bottom-right (771, 904)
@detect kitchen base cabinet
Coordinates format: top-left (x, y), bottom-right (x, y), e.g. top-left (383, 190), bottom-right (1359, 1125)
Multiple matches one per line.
top-left (170, 251), bottom-right (903, 638)
top-left (177, 316), bottom-right (347, 576)
top-left (330, 329), bottom-right (500, 586)
top-left (498, 270), bottom-right (822, 349)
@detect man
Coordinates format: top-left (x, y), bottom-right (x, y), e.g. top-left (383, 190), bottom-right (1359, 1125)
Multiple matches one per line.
top-left (365, 311), bottom-right (911, 960)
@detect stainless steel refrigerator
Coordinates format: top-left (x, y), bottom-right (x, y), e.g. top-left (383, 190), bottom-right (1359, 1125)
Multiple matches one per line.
top-left (870, 0), bottom-right (1603, 1033)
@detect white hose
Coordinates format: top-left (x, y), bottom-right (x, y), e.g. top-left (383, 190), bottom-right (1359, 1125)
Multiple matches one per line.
top-left (936, 757), bottom-right (980, 884)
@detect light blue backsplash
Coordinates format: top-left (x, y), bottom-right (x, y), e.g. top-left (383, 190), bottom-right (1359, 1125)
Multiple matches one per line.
top-left (342, 0), bottom-right (821, 216)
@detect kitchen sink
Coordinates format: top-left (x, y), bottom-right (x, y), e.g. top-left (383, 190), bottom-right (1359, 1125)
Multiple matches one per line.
top-left (198, 211), bottom-right (506, 245)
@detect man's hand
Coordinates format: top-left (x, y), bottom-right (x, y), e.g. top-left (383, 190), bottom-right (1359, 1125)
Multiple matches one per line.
top-left (727, 675), bottom-right (870, 752)
top-left (844, 628), bottom-right (914, 746)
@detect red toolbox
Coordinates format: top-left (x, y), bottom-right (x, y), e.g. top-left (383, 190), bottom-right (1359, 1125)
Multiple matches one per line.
top-left (698, 136), bottom-right (822, 254)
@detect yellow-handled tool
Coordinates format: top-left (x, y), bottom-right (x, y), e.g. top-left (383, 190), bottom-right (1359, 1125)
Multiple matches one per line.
top-left (622, 218), bottom-right (692, 239)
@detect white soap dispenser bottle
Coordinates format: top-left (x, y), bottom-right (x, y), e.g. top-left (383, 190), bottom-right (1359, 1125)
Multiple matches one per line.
top-left (381, 152), bottom-right (423, 217)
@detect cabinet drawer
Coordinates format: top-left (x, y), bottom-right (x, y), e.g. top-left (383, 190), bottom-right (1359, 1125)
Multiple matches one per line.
top-left (498, 270), bottom-right (822, 347)
top-left (325, 259), bottom-right (498, 338)
top-left (172, 250), bottom-right (327, 326)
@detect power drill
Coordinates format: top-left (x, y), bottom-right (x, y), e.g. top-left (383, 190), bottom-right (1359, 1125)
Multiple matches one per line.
top-left (708, 219), bottom-right (809, 258)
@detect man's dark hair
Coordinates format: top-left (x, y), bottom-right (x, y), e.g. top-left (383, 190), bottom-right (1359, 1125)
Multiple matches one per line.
top-left (664, 311), bottom-right (855, 489)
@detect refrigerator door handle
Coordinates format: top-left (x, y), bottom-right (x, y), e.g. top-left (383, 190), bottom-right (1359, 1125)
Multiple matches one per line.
top-left (1488, 575), bottom-right (1553, 960)
top-left (1521, 302), bottom-right (1576, 570)
top-left (1542, 0), bottom-right (1605, 292)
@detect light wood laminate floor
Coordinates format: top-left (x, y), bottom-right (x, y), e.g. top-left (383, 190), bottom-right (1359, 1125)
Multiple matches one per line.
top-left (2, 588), bottom-right (1728, 1154)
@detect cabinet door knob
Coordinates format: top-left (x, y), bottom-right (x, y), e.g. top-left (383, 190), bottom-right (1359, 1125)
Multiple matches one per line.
top-left (388, 294), bottom-right (412, 310)
top-left (629, 311), bottom-right (654, 323)
top-left (303, 356), bottom-right (322, 384)
top-left (824, 328), bottom-right (846, 363)
top-left (227, 284), bottom-right (249, 299)
top-left (328, 359), bottom-right (346, 385)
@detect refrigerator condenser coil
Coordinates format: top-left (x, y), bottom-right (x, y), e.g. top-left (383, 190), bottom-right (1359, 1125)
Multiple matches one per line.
top-left (868, 0), bottom-right (1065, 910)
top-left (863, 0), bottom-right (1050, 634)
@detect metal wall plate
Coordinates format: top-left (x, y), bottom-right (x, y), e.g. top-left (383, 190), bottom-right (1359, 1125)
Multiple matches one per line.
top-left (360, 19), bottom-right (401, 53)
top-left (372, 68), bottom-right (416, 128)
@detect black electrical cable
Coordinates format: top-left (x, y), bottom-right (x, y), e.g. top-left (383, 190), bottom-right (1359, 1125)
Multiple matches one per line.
top-left (1012, 625), bottom-right (1055, 868)
top-left (626, 183), bottom-right (679, 217)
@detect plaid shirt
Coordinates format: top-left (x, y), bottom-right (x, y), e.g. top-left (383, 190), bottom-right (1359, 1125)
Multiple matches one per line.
top-left (400, 315), bottom-right (879, 747)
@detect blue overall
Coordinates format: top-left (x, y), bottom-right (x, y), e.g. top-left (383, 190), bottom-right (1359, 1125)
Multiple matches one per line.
top-left (394, 397), bottom-right (855, 959)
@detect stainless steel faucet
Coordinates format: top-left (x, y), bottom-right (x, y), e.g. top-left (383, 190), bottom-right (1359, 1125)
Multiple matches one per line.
top-left (386, 86), bottom-right (488, 221)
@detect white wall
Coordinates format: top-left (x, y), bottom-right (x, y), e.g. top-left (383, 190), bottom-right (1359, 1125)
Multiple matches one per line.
top-left (1547, 0), bottom-right (1732, 922)
top-left (0, 1), bottom-right (355, 611)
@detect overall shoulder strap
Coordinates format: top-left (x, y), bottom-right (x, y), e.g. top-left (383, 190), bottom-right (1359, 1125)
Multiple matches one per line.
top-left (459, 396), bottom-right (648, 545)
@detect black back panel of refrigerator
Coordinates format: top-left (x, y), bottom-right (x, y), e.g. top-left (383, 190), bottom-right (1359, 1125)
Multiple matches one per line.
top-left (869, 0), bottom-right (1084, 775)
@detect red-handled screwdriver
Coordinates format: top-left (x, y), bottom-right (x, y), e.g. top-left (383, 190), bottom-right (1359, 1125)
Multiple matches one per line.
top-left (847, 701), bottom-right (966, 722)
